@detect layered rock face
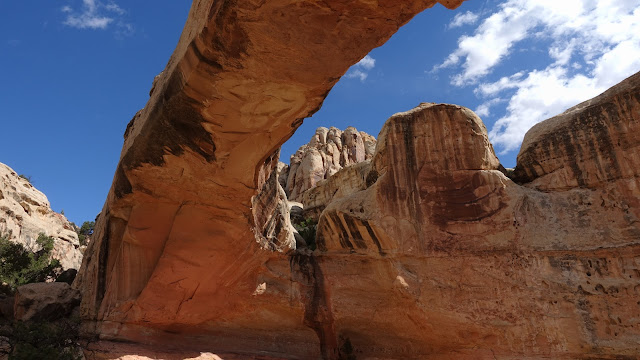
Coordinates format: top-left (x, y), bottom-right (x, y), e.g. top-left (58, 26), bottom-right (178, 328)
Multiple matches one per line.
top-left (515, 71), bottom-right (640, 191)
top-left (74, 0), bottom-right (466, 358)
top-left (0, 163), bottom-right (82, 270)
top-left (282, 126), bottom-right (376, 202)
top-left (305, 76), bottom-right (640, 358)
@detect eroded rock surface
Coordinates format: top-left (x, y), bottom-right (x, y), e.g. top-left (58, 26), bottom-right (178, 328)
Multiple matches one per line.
top-left (515, 71), bottom-right (640, 191)
top-left (308, 97), bottom-right (640, 358)
top-left (0, 163), bottom-right (82, 270)
top-left (283, 127), bottom-right (376, 202)
top-left (75, 1), bottom-right (466, 359)
top-left (75, 0), bottom-right (640, 358)
top-left (301, 160), bottom-right (371, 220)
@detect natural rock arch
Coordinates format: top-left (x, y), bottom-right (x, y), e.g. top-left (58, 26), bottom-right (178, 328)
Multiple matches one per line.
top-left (75, 1), bottom-right (640, 359)
top-left (75, 0), bottom-right (467, 358)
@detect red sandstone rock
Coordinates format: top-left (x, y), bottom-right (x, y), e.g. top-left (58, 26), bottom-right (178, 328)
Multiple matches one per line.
top-left (311, 97), bottom-right (640, 358)
top-left (74, 1), bottom-right (467, 359)
top-left (74, 0), bottom-right (640, 358)
top-left (515, 71), bottom-right (640, 191)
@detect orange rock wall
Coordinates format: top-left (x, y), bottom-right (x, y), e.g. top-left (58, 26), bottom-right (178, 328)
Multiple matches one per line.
top-left (74, 0), bottom-right (640, 357)
top-left (310, 89), bottom-right (640, 358)
top-left (74, 1), bottom-right (467, 359)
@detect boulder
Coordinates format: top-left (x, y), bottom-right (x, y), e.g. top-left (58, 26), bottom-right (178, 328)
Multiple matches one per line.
top-left (55, 269), bottom-right (78, 285)
top-left (14, 283), bottom-right (80, 322)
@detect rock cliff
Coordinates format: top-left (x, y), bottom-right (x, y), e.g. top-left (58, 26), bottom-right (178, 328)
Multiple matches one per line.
top-left (75, 2), bottom-right (466, 358)
top-left (514, 71), bottom-right (640, 191)
top-left (74, 0), bottom-right (640, 358)
top-left (0, 163), bottom-right (82, 270)
top-left (305, 77), bottom-right (640, 358)
top-left (282, 126), bottom-right (376, 203)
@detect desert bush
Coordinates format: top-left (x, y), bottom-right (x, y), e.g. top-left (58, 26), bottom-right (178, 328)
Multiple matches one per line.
top-left (293, 218), bottom-right (317, 250)
top-left (75, 221), bottom-right (94, 246)
top-left (0, 233), bottom-right (61, 295)
top-left (1, 318), bottom-right (81, 360)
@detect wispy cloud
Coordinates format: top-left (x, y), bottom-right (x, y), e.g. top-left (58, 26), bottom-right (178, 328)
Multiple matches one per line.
top-left (448, 11), bottom-right (479, 28)
top-left (105, 3), bottom-right (125, 15)
top-left (345, 55), bottom-right (377, 82)
top-left (474, 97), bottom-right (503, 117)
top-left (432, 0), bottom-right (640, 153)
top-left (62, 0), bottom-right (132, 32)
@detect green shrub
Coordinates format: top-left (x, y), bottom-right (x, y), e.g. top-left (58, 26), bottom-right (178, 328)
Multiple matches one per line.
top-left (3, 319), bottom-right (81, 360)
top-left (293, 218), bottom-right (317, 250)
top-left (0, 233), bottom-right (61, 295)
top-left (75, 221), bottom-right (94, 246)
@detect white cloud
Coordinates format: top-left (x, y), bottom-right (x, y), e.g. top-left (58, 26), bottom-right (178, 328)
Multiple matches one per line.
top-left (475, 71), bottom-right (524, 96)
top-left (62, 0), bottom-right (131, 31)
top-left (432, 0), bottom-right (640, 153)
top-left (487, 67), bottom-right (603, 152)
top-left (475, 98), bottom-right (503, 117)
top-left (345, 55), bottom-right (376, 82)
top-left (105, 3), bottom-right (125, 15)
top-left (345, 69), bottom-right (368, 81)
top-left (449, 11), bottom-right (479, 28)
top-left (356, 55), bottom-right (376, 70)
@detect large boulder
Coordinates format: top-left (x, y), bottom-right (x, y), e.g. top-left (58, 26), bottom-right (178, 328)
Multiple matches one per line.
top-left (14, 283), bottom-right (81, 322)
top-left (0, 163), bottom-right (82, 270)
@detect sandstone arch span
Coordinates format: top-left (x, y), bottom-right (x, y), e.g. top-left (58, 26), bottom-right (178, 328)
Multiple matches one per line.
top-left (75, 0), bottom-right (466, 358)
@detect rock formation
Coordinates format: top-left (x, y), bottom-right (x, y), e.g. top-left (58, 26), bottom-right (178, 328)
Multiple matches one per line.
top-left (300, 160), bottom-right (372, 220)
top-left (305, 75), bottom-right (640, 358)
top-left (13, 282), bottom-right (81, 322)
top-left (75, 1), bottom-right (466, 358)
top-left (514, 71), bottom-right (640, 191)
top-left (74, 0), bottom-right (640, 358)
top-left (282, 126), bottom-right (376, 202)
top-left (0, 163), bottom-right (82, 270)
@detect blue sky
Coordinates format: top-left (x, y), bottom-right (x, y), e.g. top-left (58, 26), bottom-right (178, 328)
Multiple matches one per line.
top-left (2, 0), bottom-right (639, 225)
